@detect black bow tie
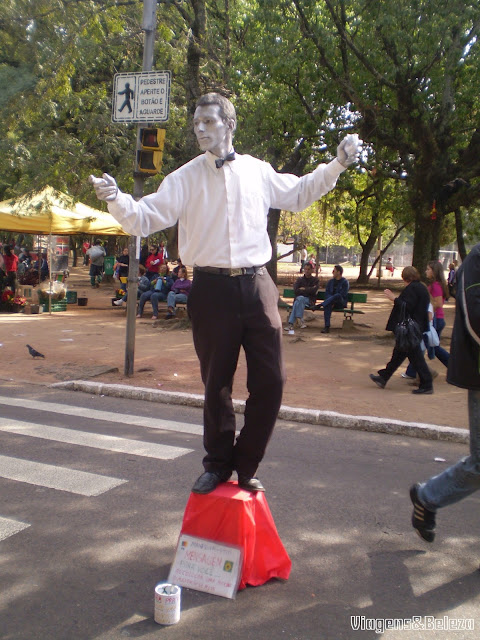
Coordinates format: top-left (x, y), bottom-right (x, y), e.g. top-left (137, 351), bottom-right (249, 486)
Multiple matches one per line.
top-left (215, 151), bottom-right (236, 168)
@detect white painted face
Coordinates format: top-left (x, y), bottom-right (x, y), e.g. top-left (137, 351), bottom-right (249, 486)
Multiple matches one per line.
top-left (193, 104), bottom-right (233, 158)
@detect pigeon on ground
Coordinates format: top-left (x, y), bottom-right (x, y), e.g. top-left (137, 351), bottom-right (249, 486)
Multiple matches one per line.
top-left (26, 344), bottom-right (45, 358)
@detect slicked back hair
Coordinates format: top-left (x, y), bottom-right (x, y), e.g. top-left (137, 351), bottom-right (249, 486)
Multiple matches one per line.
top-left (196, 93), bottom-right (237, 132)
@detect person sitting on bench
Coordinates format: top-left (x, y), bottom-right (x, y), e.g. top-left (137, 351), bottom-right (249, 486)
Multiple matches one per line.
top-left (136, 263), bottom-right (173, 319)
top-left (284, 262), bottom-right (319, 334)
top-left (165, 266), bottom-right (191, 319)
top-left (316, 265), bottom-right (349, 333)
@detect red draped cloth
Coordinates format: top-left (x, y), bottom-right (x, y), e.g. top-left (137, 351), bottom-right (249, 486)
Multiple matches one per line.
top-left (180, 481), bottom-right (291, 590)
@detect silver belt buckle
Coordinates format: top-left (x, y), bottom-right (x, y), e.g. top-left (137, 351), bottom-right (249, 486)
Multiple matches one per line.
top-left (230, 268), bottom-right (243, 277)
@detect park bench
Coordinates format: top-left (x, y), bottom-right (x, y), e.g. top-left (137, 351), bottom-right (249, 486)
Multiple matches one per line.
top-left (282, 289), bottom-right (367, 321)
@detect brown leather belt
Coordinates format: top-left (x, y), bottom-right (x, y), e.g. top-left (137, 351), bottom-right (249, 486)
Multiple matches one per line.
top-left (194, 265), bottom-right (266, 277)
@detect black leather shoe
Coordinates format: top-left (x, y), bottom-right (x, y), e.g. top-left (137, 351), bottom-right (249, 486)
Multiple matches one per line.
top-left (369, 373), bottom-right (386, 389)
top-left (321, 326), bottom-right (330, 333)
top-left (238, 476), bottom-right (265, 492)
top-left (412, 387), bottom-right (433, 395)
top-left (191, 471), bottom-right (230, 494)
top-left (314, 304), bottom-right (323, 310)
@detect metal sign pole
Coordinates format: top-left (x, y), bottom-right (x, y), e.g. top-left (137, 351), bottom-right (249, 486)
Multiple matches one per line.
top-left (125, 0), bottom-right (158, 376)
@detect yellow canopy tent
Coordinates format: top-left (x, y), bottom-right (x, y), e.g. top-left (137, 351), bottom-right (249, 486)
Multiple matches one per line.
top-left (0, 186), bottom-right (128, 236)
top-left (0, 186), bottom-right (129, 314)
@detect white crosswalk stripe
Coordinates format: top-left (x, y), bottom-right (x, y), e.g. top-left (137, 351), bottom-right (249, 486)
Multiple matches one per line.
top-left (0, 418), bottom-right (194, 460)
top-left (0, 398), bottom-right (198, 541)
top-left (0, 455), bottom-right (127, 496)
top-left (0, 395), bottom-right (203, 435)
top-left (0, 516), bottom-right (30, 542)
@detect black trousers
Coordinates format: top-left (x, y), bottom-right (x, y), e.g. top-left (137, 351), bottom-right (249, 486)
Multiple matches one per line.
top-left (187, 269), bottom-right (285, 478)
top-left (378, 343), bottom-right (433, 390)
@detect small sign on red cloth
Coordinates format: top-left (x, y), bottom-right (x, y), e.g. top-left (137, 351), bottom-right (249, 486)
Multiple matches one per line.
top-left (177, 481), bottom-right (291, 591)
top-left (169, 534), bottom-right (243, 599)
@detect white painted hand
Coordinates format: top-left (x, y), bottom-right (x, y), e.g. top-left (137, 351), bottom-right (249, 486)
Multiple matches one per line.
top-left (88, 173), bottom-right (118, 202)
top-left (337, 134), bottom-right (362, 168)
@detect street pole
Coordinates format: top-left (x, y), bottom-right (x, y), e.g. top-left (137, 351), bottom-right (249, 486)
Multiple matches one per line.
top-left (125, 0), bottom-right (158, 376)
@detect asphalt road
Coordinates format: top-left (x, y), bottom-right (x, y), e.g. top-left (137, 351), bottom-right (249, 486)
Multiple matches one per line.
top-left (1, 382), bottom-right (480, 640)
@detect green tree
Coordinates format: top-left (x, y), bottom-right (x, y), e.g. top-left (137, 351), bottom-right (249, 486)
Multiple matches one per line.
top-left (282, 0), bottom-right (480, 272)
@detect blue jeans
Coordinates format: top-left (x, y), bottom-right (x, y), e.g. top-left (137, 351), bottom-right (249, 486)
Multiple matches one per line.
top-left (321, 293), bottom-right (344, 327)
top-left (167, 291), bottom-right (188, 313)
top-left (405, 316), bottom-right (449, 376)
top-left (288, 295), bottom-right (310, 324)
top-left (150, 291), bottom-right (168, 316)
top-left (419, 389), bottom-right (480, 510)
top-left (137, 290), bottom-right (154, 316)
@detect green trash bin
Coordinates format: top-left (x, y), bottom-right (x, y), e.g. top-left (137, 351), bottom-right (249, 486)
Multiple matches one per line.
top-left (104, 255), bottom-right (115, 276)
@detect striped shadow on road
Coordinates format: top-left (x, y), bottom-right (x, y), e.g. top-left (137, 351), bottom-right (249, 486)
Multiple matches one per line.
top-left (0, 515), bottom-right (30, 542)
top-left (0, 396), bottom-right (203, 436)
top-left (0, 418), bottom-right (194, 460)
top-left (0, 455), bottom-right (126, 497)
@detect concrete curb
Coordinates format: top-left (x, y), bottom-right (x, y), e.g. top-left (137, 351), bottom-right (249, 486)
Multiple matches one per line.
top-left (51, 380), bottom-right (469, 445)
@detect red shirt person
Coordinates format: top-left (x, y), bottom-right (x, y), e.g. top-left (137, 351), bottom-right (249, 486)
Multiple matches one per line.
top-left (145, 245), bottom-right (164, 280)
top-left (3, 246), bottom-right (19, 289)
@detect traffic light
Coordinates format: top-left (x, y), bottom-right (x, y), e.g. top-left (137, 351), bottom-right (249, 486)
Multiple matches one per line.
top-left (137, 128), bottom-right (166, 174)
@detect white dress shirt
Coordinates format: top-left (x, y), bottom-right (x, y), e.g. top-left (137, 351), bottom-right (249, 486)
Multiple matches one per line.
top-left (108, 151), bottom-right (346, 268)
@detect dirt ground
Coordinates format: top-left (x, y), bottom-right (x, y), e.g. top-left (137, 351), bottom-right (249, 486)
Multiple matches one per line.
top-left (0, 263), bottom-right (467, 430)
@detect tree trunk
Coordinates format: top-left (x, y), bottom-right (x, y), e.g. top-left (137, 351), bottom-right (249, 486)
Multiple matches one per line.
top-left (165, 225), bottom-right (179, 262)
top-left (267, 208), bottom-right (281, 282)
top-left (454, 208), bottom-right (467, 261)
top-left (357, 233), bottom-right (378, 284)
top-left (411, 208), bottom-right (441, 275)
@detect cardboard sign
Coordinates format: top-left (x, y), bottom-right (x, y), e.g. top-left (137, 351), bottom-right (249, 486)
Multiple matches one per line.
top-left (168, 534), bottom-right (242, 599)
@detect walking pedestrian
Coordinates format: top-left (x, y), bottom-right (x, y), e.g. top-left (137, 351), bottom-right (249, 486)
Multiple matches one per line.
top-left (410, 244), bottom-right (480, 542)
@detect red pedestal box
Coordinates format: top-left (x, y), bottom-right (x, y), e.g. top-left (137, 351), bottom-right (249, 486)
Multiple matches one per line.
top-left (180, 481), bottom-right (291, 590)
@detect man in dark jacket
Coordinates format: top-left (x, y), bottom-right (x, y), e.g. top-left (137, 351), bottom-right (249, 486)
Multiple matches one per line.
top-left (410, 243), bottom-right (480, 542)
top-left (284, 263), bottom-right (319, 334)
top-left (316, 265), bottom-right (349, 333)
top-left (369, 266), bottom-right (433, 394)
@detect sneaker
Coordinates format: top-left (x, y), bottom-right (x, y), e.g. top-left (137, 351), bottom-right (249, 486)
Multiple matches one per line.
top-left (299, 321), bottom-right (307, 329)
top-left (284, 325), bottom-right (294, 332)
top-left (401, 372), bottom-right (416, 379)
top-left (369, 373), bottom-right (386, 389)
top-left (410, 484), bottom-right (436, 542)
top-left (113, 299), bottom-right (123, 306)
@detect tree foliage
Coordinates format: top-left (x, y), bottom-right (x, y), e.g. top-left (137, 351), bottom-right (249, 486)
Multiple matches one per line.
top-left (1, 0), bottom-right (479, 280)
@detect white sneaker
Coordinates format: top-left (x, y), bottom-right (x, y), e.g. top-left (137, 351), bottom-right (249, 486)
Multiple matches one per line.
top-left (299, 321), bottom-right (307, 329)
top-left (113, 299), bottom-right (123, 306)
top-left (284, 325), bottom-right (293, 332)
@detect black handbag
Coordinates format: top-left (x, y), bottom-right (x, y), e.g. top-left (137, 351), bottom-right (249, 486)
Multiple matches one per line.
top-left (394, 300), bottom-right (422, 351)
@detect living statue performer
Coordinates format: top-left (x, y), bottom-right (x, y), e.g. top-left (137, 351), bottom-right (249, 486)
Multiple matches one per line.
top-left (90, 92), bottom-right (361, 494)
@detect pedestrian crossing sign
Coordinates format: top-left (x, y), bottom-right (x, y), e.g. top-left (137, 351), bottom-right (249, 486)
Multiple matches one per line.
top-left (112, 71), bottom-right (171, 123)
